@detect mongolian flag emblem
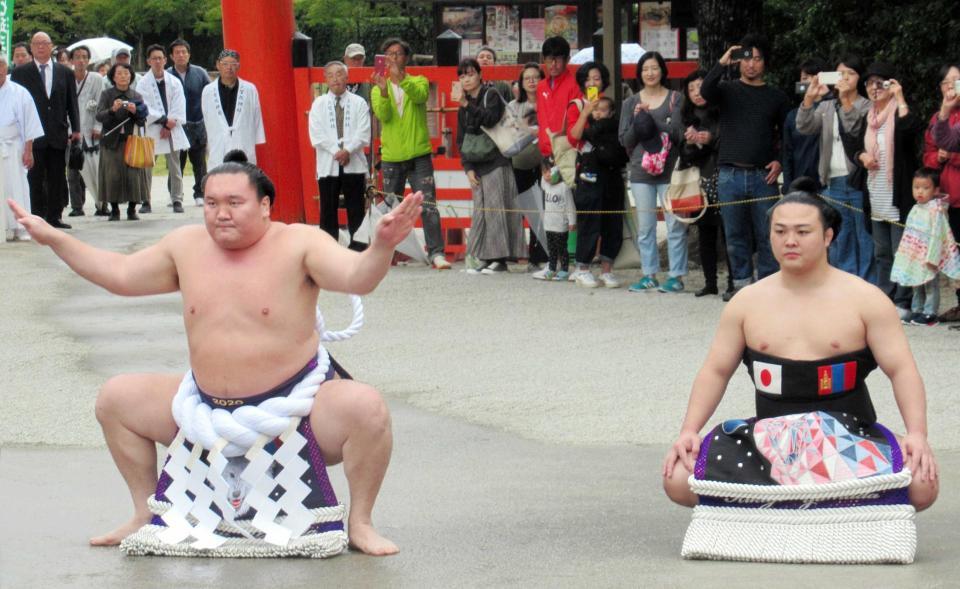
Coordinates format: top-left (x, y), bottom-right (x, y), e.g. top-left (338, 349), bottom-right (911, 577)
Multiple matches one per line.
top-left (817, 361), bottom-right (857, 396)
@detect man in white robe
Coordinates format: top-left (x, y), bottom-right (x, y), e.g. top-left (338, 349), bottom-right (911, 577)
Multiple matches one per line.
top-left (309, 61), bottom-right (370, 250)
top-left (67, 45), bottom-right (105, 217)
top-left (137, 44), bottom-right (190, 213)
top-left (0, 54), bottom-right (44, 242)
top-left (201, 49), bottom-right (265, 169)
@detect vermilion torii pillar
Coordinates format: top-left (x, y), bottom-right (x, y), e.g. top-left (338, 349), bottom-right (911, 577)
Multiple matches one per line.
top-left (222, 0), bottom-right (304, 222)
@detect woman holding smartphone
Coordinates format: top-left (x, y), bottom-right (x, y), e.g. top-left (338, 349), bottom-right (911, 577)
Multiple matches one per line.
top-left (795, 55), bottom-right (873, 282)
top-left (453, 58), bottom-right (525, 274)
top-left (567, 61), bottom-right (628, 288)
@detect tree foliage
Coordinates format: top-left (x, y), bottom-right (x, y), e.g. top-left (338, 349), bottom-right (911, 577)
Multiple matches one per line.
top-left (763, 0), bottom-right (960, 118)
top-left (295, 0), bottom-right (433, 64)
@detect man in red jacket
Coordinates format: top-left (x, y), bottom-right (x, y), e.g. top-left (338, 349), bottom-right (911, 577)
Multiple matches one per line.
top-left (536, 36), bottom-right (582, 159)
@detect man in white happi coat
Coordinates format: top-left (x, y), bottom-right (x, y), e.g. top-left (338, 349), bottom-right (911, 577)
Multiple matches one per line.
top-left (137, 44), bottom-right (190, 213)
top-left (67, 45), bottom-right (106, 217)
top-left (201, 49), bottom-right (265, 169)
top-left (0, 53), bottom-right (44, 242)
top-left (309, 61), bottom-right (370, 251)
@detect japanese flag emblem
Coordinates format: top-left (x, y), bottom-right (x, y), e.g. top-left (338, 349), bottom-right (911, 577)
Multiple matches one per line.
top-left (753, 361), bottom-right (782, 395)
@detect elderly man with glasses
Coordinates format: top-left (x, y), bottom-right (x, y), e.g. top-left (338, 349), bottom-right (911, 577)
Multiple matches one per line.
top-left (201, 49), bottom-right (265, 169)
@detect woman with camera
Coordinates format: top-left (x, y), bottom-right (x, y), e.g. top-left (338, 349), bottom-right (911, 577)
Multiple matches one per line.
top-left (453, 57), bottom-right (525, 274)
top-left (857, 62), bottom-right (921, 316)
top-left (924, 63), bottom-right (960, 321)
top-left (796, 55), bottom-right (874, 282)
top-left (96, 63), bottom-right (150, 221)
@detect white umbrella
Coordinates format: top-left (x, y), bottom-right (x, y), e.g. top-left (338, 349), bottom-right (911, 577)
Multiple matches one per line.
top-left (570, 43), bottom-right (645, 65)
top-left (67, 37), bottom-right (133, 63)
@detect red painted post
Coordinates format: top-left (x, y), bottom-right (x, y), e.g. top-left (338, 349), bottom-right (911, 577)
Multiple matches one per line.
top-left (222, 0), bottom-right (304, 222)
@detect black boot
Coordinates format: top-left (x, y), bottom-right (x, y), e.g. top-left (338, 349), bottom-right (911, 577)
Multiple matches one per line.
top-left (108, 203), bottom-right (120, 221)
top-left (127, 203), bottom-right (140, 221)
top-left (695, 283), bottom-right (719, 297)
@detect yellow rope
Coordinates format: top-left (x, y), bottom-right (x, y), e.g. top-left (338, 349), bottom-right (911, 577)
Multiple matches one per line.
top-left (365, 185), bottom-right (913, 231)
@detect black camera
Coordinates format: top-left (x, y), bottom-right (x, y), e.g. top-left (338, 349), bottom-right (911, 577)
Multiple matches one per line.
top-left (736, 47), bottom-right (754, 60)
top-left (795, 82), bottom-right (809, 96)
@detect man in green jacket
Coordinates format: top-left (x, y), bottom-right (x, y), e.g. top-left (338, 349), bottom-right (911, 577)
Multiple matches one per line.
top-left (370, 38), bottom-right (450, 269)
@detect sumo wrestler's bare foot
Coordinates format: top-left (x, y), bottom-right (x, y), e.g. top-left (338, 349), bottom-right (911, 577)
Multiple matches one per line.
top-left (89, 514), bottom-right (152, 546)
top-left (348, 521), bottom-right (398, 556)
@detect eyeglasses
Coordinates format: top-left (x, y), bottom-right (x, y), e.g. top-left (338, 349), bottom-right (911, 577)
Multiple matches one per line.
top-left (219, 61), bottom-right (240, 69)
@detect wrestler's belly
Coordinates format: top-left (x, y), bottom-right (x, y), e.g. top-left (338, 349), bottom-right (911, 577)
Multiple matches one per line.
top-left (186, 325), bottom-right (319, 398)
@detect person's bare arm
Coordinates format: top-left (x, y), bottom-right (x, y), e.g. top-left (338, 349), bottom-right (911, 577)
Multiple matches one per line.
top-left (663, 293), bottom-right (749, 477)
top-left (8, 199), bottom-right (179, 296)
top-left (303, 192), bottom-right (423, 295)
top-left (863, 287), bottom-right (938, 483)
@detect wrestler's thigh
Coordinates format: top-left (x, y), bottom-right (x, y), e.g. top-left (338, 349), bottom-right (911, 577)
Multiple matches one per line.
top-left (96, 373), bottom-right (181, 446)
top-left (309, 379), bottom-right (390, 466)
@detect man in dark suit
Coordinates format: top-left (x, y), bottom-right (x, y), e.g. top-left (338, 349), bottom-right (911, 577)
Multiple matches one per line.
top-left (11, 31), bottom-right (80, 229)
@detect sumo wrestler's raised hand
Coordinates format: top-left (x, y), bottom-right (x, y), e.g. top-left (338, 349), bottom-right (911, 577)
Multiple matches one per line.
top-left (375, 191), bottom-right (424, 250)
top-left (7, 199), bottom-right (57, 245)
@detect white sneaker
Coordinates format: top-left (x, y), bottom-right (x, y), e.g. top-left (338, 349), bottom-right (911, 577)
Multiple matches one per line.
top-left (481, 261), bottom-right (508, 274)
top-left (567, 270), bottom-right (578, 282)
top-left (575, 271), bottom-right (599, 288)
top-left (531, 267), bottom-right (555, 280)
top-left (194, 197), bottom-right (204, 207)
top-left (14, 229), bottom-right (31, 241)
top-left (599, 272), bottom-right (621, 288)
top-left (432, 255), bottom-right (452, 270)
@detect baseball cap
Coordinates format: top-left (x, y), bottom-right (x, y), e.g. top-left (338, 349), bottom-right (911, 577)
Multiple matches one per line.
top-left (344, 43), bottom-right (366, 58)
top-left (113, 47), bottom-right (131, 58)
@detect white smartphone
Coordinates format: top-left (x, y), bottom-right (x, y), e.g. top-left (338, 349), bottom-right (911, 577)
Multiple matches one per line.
top-left (819, 71), bottom-right (841, 86)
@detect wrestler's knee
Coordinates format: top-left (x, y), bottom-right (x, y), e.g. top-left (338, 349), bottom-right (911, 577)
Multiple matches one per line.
top-left (315, 381), bottom-right (391, 434)
top-left (95, 375), bottom-right (130, 424)
top-left (663, 465), bottom-right (697, 507)
top-left (910, 477), bottom-right (939, 512)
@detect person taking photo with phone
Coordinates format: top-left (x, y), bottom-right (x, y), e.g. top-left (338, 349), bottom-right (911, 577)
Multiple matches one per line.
top-left (700, 34), bottom-right (791, 301)
top-left (370, 38), bottom-right (451, 270)
top-left (796, 55), bottom-right (874, 282)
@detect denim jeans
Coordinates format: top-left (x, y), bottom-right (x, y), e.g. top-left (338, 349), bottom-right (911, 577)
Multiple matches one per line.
top-left (631, 182), bottom-right (688, 277)
top-left (381, 154), bottom-right (445, 258)
top-left (912, 275), bottom-right (940, 316)
top-left (823, 176), bottom-right (875, 283)
top-left (871, 219), bottom-right (912, 309)
top-left (717, 166), bottom-right (779, 286)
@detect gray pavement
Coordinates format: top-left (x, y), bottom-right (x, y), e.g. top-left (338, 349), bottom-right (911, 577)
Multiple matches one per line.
top-left (2, 178), bottom-right (958, 587)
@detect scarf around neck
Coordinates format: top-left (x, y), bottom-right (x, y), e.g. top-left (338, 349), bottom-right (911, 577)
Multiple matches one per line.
top-left (865, 99), bottom-right (897, 187)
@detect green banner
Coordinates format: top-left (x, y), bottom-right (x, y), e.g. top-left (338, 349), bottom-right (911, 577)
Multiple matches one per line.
top-left (1, 0), bottom-right (12, 62)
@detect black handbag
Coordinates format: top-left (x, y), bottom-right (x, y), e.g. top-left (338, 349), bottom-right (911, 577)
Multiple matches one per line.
top-left (68, 142), bottom-right (84, 170)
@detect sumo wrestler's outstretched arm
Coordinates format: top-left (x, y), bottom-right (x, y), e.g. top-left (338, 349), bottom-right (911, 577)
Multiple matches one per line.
top-left (302, 191), bottom-right (424, 295)
top-left (7, 199), bottom-right (179, 296)
top-left (663, 296), bottom-right (748, 478)
top-left (862, 289), bottom-right (939, 483)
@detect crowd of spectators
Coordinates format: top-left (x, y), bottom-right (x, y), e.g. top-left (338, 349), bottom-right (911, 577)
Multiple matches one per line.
top-left (6, 31), bottom-right (960, 326)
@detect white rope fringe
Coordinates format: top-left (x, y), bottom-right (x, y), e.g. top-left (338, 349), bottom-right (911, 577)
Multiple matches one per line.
top-left (682, 505), bottom-right (917, 563)
top-left (171, 296), bottom-right (364, 458)
top-left (688, 469), bottom-right (912, 502)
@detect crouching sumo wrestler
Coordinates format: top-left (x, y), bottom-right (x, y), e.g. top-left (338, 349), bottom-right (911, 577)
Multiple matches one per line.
top-left (8, 151), bottom-right (422, 557)
top-left (662, 191), bottom-right (939, 563)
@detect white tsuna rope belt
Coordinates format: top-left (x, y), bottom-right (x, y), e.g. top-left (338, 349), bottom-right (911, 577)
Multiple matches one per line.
top-left (171, 296), bottom-right (364, 458)
top-left (688, 470), bottom-right (912, 501)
